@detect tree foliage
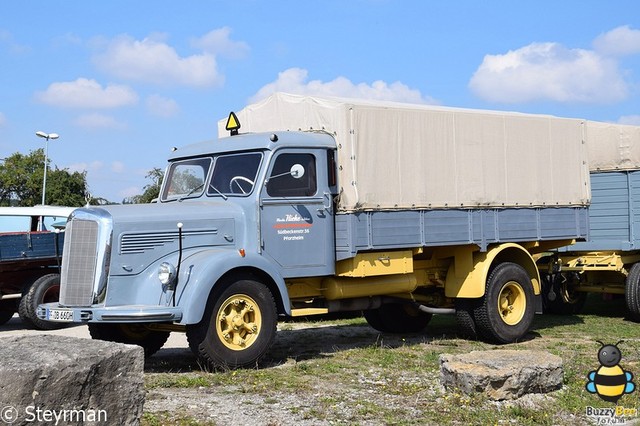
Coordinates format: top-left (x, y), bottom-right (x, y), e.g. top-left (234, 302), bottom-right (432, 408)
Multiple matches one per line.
top-left (123, 167), bottom-right (164, 204)
top-left (0, 149), bottom-right (89, 207)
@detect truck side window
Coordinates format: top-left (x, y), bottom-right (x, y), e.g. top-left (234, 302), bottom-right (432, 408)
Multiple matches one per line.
top-left (267, 154), bottom-right (317, 197)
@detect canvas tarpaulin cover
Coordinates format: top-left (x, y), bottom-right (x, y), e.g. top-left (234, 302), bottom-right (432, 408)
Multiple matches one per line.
top-left (586, 121), bottom-right (640, 172)
top-left (219, 93), bottom-right (592, 212)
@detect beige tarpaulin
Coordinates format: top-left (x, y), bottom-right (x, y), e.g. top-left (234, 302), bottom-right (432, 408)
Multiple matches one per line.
top-left (586, 121), bottom-right (640, 172)
top-left (219, 93), bottom-right (592, 212)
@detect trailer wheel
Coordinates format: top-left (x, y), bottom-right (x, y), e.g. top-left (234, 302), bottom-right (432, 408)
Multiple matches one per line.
top-left (186, 278), bottom-right (277, 369)
top-left (0, 300), bottom-right (16, 325)
top-left (542, 272), bottom-right (587, 315)
top-left (88, 323), bottom-right (170, 357)
top-left (363, 303), bottom-right (432, 333)
top-left (473, 262), bottom-right (535, 344)
top-left (625, 263), bottom-right (640, 321)
top-left (19, 273), bottom-right (66, 330)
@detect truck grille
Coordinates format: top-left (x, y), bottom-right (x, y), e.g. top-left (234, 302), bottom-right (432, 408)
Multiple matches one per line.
top-left (59, 219), bottom-right (99, 306)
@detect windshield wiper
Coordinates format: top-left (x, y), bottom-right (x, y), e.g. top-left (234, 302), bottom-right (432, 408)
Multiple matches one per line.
top-left (178, 183), bottom-right (204, 202)
top-left (208, 184), bottom-right (228, 200)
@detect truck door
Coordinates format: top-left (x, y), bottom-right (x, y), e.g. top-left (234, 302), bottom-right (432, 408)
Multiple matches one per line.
top-left (260, 149), bottom-right (335, 277)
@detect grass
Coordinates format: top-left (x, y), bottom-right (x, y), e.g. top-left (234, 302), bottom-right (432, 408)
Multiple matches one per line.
top-left (142, 294), bottom-right (640, 425)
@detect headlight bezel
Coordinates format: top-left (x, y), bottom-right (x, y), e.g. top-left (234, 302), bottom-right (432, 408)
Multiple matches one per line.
top-left (158, 262), bottom-right (177, 286)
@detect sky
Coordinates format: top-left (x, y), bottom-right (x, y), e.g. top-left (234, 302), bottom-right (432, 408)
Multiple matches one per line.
top-left (1, 1), bottom-right (639, 203)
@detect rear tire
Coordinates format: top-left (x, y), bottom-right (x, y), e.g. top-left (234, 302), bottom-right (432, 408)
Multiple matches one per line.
top-left (473, 262), bottom-right (535, 344)
top-left (19, 273), bottom-right (66, 330)
top-left (363, 303), bottom-right (432, 333)
top-left (88, 323), bottom-right (170, 357)
top-left (455, 298), bottom-right (478, 339)
top-left (625, 263), bottom-right (640, 321)
top-left (186, 278), bottom-right (277, 370)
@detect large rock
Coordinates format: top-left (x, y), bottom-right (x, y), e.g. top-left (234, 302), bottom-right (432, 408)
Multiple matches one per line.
top-left (0, 334), bottom-right (144, 425)
top-left (440, 349), bottom-right (563, 400)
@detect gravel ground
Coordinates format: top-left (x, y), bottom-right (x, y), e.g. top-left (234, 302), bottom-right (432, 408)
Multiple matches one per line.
top-left (142, 320), bottom-right (438, 425)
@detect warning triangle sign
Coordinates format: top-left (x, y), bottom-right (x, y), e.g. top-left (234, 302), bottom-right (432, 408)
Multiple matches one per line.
top-left (225, 112), bottom-right (241, 135)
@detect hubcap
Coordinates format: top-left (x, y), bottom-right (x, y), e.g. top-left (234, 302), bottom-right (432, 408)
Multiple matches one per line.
top-left (498, 281), bottom-right (526, 325)
top-left (216, 294), bottom-right (262, 351)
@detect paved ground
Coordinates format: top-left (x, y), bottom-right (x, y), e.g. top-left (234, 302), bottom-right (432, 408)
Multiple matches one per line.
top-left (0, 314), bottom-right (190, 350)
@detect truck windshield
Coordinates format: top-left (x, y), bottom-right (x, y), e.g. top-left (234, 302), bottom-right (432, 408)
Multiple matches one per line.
top-left (161, 157), bottom-right (212, 201)
top-left (208, 152), bottom-right (262, 196)
top-left (161, 152), bottom-right (263, 201)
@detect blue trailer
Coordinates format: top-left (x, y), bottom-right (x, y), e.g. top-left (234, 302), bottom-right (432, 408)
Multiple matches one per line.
top-left (39, 94), bottom-right (592, 368)
top-left (539, 167), bottom-right (640, 316)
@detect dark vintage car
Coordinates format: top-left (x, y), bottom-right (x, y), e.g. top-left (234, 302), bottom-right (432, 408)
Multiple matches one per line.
top-left (0, 206), bottom-right (75, 329)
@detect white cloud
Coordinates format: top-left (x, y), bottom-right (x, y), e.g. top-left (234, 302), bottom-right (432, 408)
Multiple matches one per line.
top-left (67, 161), bottom-right (103, 174)
top-left (94, 35), bottom-right (222, 87)
top-left (0, 30), bottom-right (30, 54)
top-left (191, 27), bottom-right (249, 59)
top-left (35, 78), bottom-right (138, 109)
top-left (618, 115), bottom-right (640, 126)
top-left (469, 42), bottom-right (628, 104)
top-left (111, 161), bottom-right (126, 173)
top-left (250, 68), bottom-right (437, 104)
top-left (146, 94), bottom-right (179, 117)
top-left (73, 113), bottom-right (126, 129)
top-left (593, 25), bottom-right (640, 57)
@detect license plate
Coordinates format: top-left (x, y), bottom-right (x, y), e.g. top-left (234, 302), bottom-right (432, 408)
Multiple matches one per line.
top-left (47, 308), bottom-right (74, 322)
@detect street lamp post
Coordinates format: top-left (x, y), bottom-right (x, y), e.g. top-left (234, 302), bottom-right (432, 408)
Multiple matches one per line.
top-left (35, 131), bottom-right (59, 206)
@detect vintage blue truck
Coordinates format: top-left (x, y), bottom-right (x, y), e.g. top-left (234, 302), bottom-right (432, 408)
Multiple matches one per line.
top-left (39, 93), bottom-right (592, 368)
top-left (0, 205), bottom-right (74, 329)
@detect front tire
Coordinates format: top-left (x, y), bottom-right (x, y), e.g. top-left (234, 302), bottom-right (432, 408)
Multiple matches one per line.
top-left (186, 278), bottom-right (277, 369)
top-left (88, 323), bottom-right (170, 357)
top-left (19, 273), bottom-right (66, 330)
top-left (473, 262), bottom-right (535, 344)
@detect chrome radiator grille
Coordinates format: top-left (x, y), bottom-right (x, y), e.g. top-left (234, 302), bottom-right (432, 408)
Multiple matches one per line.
top-left (60, 219), bottom-right (99, 306)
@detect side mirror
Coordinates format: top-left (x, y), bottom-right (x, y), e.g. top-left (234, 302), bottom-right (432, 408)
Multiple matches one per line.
top-left (290, 164), bottom-right (305, 179)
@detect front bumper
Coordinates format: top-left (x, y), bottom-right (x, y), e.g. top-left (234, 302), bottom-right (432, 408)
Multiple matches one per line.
top-left (37, 302), bottom-right (183, 323)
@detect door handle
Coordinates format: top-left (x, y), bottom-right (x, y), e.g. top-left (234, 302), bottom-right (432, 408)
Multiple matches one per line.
top-left (323, 192), bottom-right (332, 210)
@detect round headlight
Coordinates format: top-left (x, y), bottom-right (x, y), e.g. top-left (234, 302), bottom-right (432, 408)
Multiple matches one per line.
top-left (158, 262), bottom-right (177, 285)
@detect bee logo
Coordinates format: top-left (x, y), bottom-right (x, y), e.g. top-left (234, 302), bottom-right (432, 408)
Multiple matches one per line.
top-left (586, 340), bottom-right (635, 403)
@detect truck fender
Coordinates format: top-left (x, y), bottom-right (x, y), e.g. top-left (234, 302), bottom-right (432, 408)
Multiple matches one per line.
top-left (173, 249), bottom-right (289, 324)
top-left (445, 243), bottom-right (541, 298)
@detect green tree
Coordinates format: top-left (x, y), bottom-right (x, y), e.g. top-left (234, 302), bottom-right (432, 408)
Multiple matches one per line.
top-left (0, 149), bottom-right (89, 207)
top-left (123, 167), bottom-right (164, 204)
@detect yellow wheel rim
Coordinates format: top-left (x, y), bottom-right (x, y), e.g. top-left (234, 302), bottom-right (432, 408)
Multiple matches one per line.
top-left (498, 281), bottom-right (526, 326)
top-left (216, 293), bottom-right (262, 351)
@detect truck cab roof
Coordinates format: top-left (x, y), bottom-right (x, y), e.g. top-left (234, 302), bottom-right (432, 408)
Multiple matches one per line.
top-left (169, 131), bottom-right (336, 161)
